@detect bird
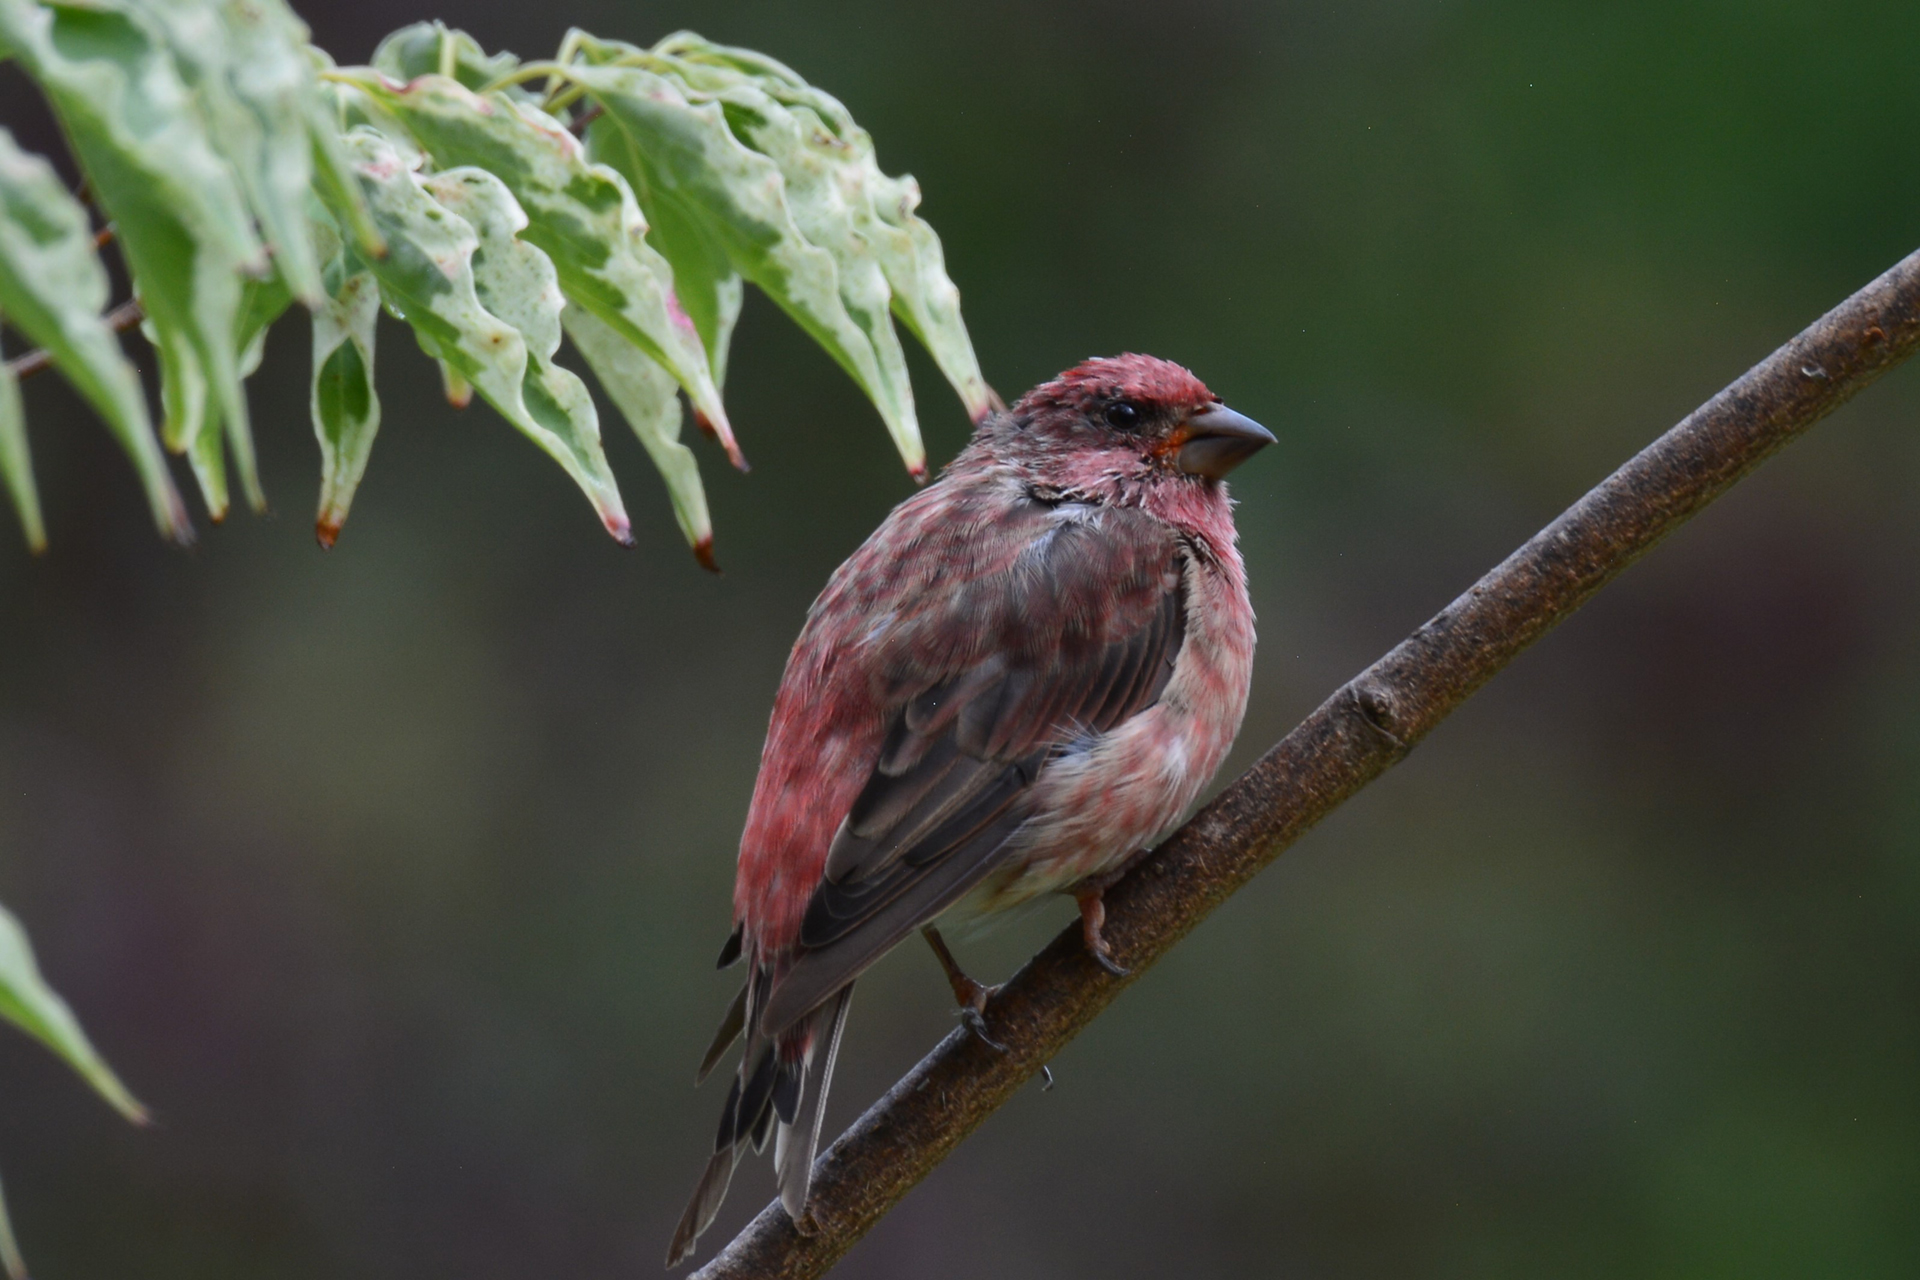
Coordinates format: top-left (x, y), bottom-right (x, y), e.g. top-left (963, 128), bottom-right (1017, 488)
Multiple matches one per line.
top-left (667, 353), bottom-right (1271, 1266)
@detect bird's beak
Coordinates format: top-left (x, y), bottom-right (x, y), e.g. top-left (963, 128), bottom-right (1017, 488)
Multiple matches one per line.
top-left (1175, 403), bottom-right (1274, 479)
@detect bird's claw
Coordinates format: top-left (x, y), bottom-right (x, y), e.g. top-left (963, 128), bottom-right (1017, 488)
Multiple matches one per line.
top-left (961, 1004), bottom-right (1009, 1053)
top-left (1075, 884), bottom-right (1131, 978)
top-left (923, 925), bottom-right (1007, 1051)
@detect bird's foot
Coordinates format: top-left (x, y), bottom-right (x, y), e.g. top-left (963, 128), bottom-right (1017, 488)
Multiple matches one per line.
top-left (1075, 884), bottom-right (1130, 978)
top-left (959, 1005), bottom-right (1008, 1053)
top-left (922, 926), bottom-right (1007, 1052)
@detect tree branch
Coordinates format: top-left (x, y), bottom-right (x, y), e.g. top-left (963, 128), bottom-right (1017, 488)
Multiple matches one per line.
top-left (691, 246), bottom-right (1920, 1280)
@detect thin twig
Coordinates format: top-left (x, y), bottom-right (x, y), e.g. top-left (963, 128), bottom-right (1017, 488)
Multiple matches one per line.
top-left (567, 100), bottom-right (605, 137)
top-left (690, 246), bottom-right (1920, 1279)
top-left (5, 298), bottom-right (143, 382)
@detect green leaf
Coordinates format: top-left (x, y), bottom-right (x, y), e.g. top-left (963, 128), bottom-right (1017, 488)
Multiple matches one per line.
top-left (0, 902), bottom-right (146, 1126)
top-left (146, 270), bottom-right (286, 524)
top-left (342, 130), bottom-right (632, 542)
top-left (305, 52), bottom-right (384, 262)
top-left (126, 0), bottom-right (331, 306)
top-left (701, 78), bottom-right (919, 468)
top-left (0, 1167), bottom-right (23, 1280)
top-left (655, 33), bottom-right (993, 422)
top-left (563, 302), bottom-right (713, 563)
top-left (310, 249), bottom-right (381, 548)
top-left (0, 0), bottom-right (265, 515)
top-left (0, 127), bottom-right (190, 543)
top-left (371, 21), bottom-right (523, 96)
top-left (235, 271), bottom-right (295, 378)
top-left (425, 167), bottom-right (630, 541)
top-left (569, 38), bottom-right (929, 477)
top-left (0, 332), bottom-right (41, 553)
top-left (146, 317), bottom-right (218, 519)
top-left (354, 73), bottom-right (741, 467)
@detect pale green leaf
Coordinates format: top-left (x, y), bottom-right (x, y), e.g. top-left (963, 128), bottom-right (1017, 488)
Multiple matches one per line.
top-left (699, 78), bottom-right (918, 467)
top-left (654, 32), bottom-right (993, 421)
top-left (0, 127), bottom-right (189, 542)
top-left (371, 21), bottom-right (524, 96)
top-left (0, 902), bottom-right (145, 1125)
top-left (144, 310), bottom-right (221, 519)
top-left (127, 0), bottom-right (329, 305)
top-left (0, 1168), bottom-right (23, 1280)
top-left (563, 302), bottom-right (712, 562)
top-left (355, 73), bottom-right (740, 466)
top-left (0, 332), bottom-right (41, 553)
top-left (0, 0), bottom-right (264, 514)
top-left (235, 271), bottom-right (295, 379)
top-left (425, 166), bottom-right (630, 540)
top-left (866, 168), bottom-right (996, 421)
top-left (305, 49), bottom-right (384, 261)
top-left (145, 269), bottom-right (287, 523)
top-left (310, 252), bottom-right (380, 548)
top-left (342, 130), bottom-right (632, 542)
top-left (569, 38), bottom-right (928, 477)
top-left (438, 360), bottom-right (472, 407)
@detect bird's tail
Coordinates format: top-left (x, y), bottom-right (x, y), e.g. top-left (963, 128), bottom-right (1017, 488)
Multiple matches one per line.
top-left (666, 982), bottom-right (854, 1267)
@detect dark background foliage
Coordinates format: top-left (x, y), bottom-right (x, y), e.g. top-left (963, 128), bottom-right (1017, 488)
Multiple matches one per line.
top-left (4, 1), bottom-right (1919, 1276)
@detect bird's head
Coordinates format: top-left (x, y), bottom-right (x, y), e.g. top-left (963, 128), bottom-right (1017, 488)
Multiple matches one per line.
top-left (993, 354), bottom-right (1273, 503)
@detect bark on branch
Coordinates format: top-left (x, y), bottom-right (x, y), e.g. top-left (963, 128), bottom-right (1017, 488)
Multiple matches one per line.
top-left (691, 247), bottom-right (1920, 1280)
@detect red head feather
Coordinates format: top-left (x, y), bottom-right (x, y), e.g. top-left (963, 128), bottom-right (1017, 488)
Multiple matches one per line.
top-left (1014, 353), bottom-right (1219, 421)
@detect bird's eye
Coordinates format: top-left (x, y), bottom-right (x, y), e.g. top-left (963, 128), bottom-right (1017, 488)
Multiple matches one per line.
top-left (1105, 401), bottom-right (1140, 431)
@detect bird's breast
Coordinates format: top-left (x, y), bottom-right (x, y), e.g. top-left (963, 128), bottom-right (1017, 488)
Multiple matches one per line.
top-left (962, 548), bottom-right (1257, 915)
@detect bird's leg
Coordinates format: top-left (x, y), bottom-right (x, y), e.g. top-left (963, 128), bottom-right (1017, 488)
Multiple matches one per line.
top-left (1074, 875), bottom-right (1132, 978)
top-left (921, 926), bottom-right (1006, 1052)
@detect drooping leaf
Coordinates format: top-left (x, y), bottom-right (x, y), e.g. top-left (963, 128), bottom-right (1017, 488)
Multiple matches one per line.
top-left (563, 302), bottom-right (713, 564)
top-left (304, 49), bottom-right (384, 262)
top-left (0, 127), bottom-right (190, 543)
top-left (353, 72), bottom-right (740, 466)
top-left (235, 271), bottom-right (295, 379)
top-left (310, 244), bottom-right (380, 548)
top-left (341, 129), bottom-right (631, 542)
top-left (655, 32), bottom-right (992, 420)
top-left (696, 77), bottom-right (918, 467)
top-left (424, 166), bottom-right (630, 541)
top-left (0, 0), bottom-right (265, 514)
top-left (146, 269), bottom-right (289, 524)
top-left (0, 902), bottom-right (146, 1125)
top-left (0, 1167), bottom-right (22, 1280)
top-left (438, 361), bottom-right (473, 407)
top-left (149, 319), bottom-right (218, 518)
top-left (127, 0), bottom-right (330, 305)
top-left (568, 36), bottom-right (928, 477)
top-left (0, 331), bottom-right (41, 552)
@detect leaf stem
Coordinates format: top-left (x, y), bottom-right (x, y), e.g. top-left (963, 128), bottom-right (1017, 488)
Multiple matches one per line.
top-left (4, 299), bottom-right (144, 382)
top-left (478, 60), bottom-right (576, 96)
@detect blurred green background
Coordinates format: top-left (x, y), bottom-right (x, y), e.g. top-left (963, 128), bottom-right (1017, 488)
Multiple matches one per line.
top-left (5, 1), bottom-right (1920, 1276)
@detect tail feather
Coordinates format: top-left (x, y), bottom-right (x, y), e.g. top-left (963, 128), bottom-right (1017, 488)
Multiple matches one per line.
top-left (666, 1146), bottom-right (738, 1268)
top-left (728, 1048), bottom-right (779, 1147)
top-left (695, 982), bottom-right (747, 1085)
top-left (669, 980), bottom-right (856, 1268)
top-left (776, 986), bottom-right (854, 1224)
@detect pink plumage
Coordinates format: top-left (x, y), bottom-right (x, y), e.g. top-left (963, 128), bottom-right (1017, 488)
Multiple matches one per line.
top-left (668, 355), bottom-right (1271, 1265)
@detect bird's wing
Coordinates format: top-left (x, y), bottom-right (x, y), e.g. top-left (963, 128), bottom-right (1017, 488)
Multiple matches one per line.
top-left (759, 499), bottom-right (1187, 1035)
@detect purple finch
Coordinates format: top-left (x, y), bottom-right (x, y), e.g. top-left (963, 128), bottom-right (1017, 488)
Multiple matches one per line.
top-left (669, 354), bottom-right (1270, 1264)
